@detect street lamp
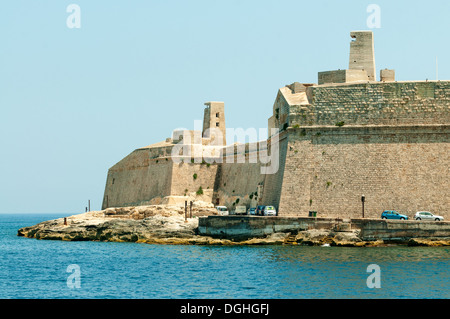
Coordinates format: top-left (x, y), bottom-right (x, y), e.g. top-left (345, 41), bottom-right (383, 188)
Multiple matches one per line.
top-left (361, 195), bottom-right (366, 218)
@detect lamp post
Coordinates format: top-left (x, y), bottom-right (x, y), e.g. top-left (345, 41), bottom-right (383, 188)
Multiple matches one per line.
top-left (361, 195), bottom-right (366, 219)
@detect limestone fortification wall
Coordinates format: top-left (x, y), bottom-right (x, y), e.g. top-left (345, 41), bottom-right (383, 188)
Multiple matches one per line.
top-left (102, 149), bottom-right (173, 209)
top-left (102, 147), bottom-right (221, 209)
top-left (278, 125), bottom-right (449, 219)
top-left (258, 134), bottom-right (288, 210)
top-left (170, 162), bottom-right (218, 198)
top-left (213, 158), bottom-right (264, 209)
top-left (272, 81), bottom-right (450, 219)
top-left (268, 81), bottom-right (450, 219)
top-left (290, 81), bottom-right (450, 127)
top-left (318, 69), bottom-right (368, 85)
top-left (102, 80), bottom-right (449, 220)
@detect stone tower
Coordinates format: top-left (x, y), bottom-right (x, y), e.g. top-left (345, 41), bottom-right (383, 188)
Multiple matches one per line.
top-left (349, 31), bottom-right (376, 81)
top-left (202, 101), bottom-right (226, 146)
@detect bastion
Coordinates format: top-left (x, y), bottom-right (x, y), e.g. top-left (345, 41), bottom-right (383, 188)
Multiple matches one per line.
top-left (102, 31), bottom-right (449, 220)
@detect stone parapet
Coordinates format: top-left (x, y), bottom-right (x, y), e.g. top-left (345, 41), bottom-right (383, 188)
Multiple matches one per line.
top-left (198, 216), bottom-right (450, 242)
top-left (289, 81), bottom-right (450, 127)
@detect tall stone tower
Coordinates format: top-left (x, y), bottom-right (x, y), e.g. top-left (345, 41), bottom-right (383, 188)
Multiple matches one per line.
top-left (349, 31), bottom-right (376, 81)
top-left (202, 101), bottom-right (226, 146)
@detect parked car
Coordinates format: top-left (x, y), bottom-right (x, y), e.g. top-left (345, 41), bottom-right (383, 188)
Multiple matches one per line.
top-left (415, 211), bottom-right (444, 221)
top-left (256, 205), bottom-right (265, 216)
top-left (248, 207), bottom-right (256, 215)
top-left (381, 210), bottom-right (408, 220)
top-left (216, 206), bottom-right (229, 216)
top-left (263, 206), bottom-right (277, 216)
top-left (234, 206), bottom-right (247, 216)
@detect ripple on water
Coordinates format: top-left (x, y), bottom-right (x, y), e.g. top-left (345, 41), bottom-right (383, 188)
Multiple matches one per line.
top-left (1, 215), bottom-right (449, 299)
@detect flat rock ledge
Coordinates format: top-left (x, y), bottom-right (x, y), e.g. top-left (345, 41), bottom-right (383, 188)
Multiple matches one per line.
top-left (17, 206), bottom-right (450, 247)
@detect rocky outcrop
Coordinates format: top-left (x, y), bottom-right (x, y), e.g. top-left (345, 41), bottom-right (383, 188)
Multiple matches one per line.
top-left (17, 205), bottom-right (450, 247)
top-left (292, 229), bottom-right (385, 247)
top-left (16, 204), bottom-right (288, 245)
top-left (16, 210), bottom-right (289, 246)
top-left (407, 238), bottom-right (450, 247)
top-left (18, 205), bottom-right (215, 244)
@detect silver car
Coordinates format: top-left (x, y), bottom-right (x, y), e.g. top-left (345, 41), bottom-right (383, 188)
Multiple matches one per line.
top-left (216, 206), bottom-right (229, 216)
top-left (263, 206), bottom-right (277, 216)
top-left (414, 211), bottom-right (444, 221)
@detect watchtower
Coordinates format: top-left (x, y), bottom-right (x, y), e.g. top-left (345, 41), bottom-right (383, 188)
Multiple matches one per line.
top-left (349, 31), bottom-right (376, 81)
top-left (202, 101), bottom-right (226, 146)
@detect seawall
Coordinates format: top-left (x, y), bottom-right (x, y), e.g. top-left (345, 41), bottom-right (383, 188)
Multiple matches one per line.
top-left (198, 216), bottom-right (450, 242)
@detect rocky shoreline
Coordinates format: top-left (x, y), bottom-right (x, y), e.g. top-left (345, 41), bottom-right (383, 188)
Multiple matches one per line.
top-left (17, 205), bottom-right (450, 247)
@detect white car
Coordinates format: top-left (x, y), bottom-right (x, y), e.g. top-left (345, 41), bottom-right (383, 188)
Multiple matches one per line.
top-left (263, 206), bottom-right (277, 216)
top-left (234, 206), bottom-right (247, 216)
top-left (415, 211), bottom-right (444, 221)
top-left (216, 206), bottom-right (229, 216)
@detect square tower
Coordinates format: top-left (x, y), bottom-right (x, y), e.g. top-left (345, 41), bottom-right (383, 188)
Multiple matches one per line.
top-left (202, 101), bottom-right (226, 146)
top-left (349, 31), bottom-right (376, 81)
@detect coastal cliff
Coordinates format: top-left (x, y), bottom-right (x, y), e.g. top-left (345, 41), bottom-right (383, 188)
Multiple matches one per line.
top-left (17, 205), bottom-right (450, 247)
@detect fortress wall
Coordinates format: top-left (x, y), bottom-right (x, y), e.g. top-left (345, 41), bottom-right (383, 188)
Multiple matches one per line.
top-left (103, 150), bottom-right (220, 208)
top-left (213, 155), bottom-right (264, 209)
top-left (259, 134), bottom-right (289, 211)
top-left (102, 149), bottom-right (173, 209)
top-left (107, 148), bottom-right (150, 171)
top-left (212, 133), bottom-right (293, 212)
top-left (278, 125), bottom-right (449, 219)
top-left (291, 81), bottom-right (450, 127)
top-left (146, 145), bottom-right (174, 159)
top-left (272, 90), bottom-right (289, 131)
top-left (102, 80), bottom-right (449, 216)
top-left (170, 162), bottom-right (218, 198)
top-left (277, 135), bottom-right (313, 216)
top-left (318, 69), bottom-right (368, 85)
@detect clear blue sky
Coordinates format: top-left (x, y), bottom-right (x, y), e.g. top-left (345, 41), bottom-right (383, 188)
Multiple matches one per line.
top-left (1, 0), bottom-right (449, 214)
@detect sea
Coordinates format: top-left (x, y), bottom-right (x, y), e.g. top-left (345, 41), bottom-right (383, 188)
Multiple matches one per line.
top-left (0, 214), bottom-right (449, 299)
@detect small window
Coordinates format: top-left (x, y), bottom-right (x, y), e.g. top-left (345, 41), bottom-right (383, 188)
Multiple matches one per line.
top-left (216, 122), bottom-right (220, 127)
top-left (216, 112), bottom-right (220, 118)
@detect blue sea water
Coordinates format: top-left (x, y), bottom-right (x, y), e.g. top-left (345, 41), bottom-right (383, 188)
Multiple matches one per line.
top-left (0, 214), bottom-right (448, 299)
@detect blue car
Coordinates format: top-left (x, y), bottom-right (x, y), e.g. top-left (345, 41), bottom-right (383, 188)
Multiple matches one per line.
top-left (381, 210), bottom-right (408, 220)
